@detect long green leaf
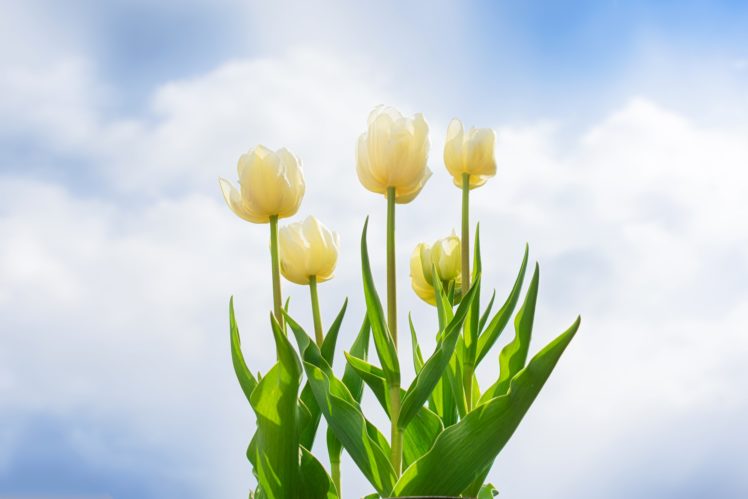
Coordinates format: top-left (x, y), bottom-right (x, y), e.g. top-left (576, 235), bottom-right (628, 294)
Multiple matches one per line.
top-left (300, 447), bottom-right (338, 499)
top-left (408, 314), bottom-right (424, 374)
top-left (328, 314), bottom-right (370, 499)
top-left (321, 298), bottom-right (348, 365)
top-left (462, 224), bottom-right (483, 367)
top-left (344, 352), bottom-right (443, 468)
top-left (479, 290), bottom-right (496, 332)
top-left (287, 312), bottom-right (396, 496)
top-left (479, 261), bottom-right (539, 405)
top-left (229, 297), bottom-right (258, 403)
top-left (475, 244), bottom-right (530, 366)
top-left (360, 217), bottom-right (400, 384)
top-left (248, 315), bottom-right (302, 499)
top-left (399, 276), bottom-right (480, 429)
top-left (392, 316), bottom-right (581, 496)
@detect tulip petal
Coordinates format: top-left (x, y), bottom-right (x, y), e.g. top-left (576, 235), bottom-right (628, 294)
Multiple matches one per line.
top-left (218, 177), bottom-right (267, 223)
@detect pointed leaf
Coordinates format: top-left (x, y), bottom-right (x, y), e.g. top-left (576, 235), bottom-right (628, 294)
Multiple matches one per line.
top-left (360, 218), bottom-right (399, 384)
top-left (399, 276), bottom-right (481, 429)
top-left (300, 446), bottom-right (338, 499)
top-left (479, 262), bottom-right (539, 405)
top-left (248, 315), bottom-right (302, 499)
top-left (321, 298), bottom-right (348, 365)
top-left (408, 314), bottom-right (425, 374)
top-left (229, 297), bottom-right (258, 403)
top-left (479, 290), bottom-right (496, 332)
top-left (392, 316), bottom-right (581, 496)
top-left (476, 244), bottom-right (529, 366)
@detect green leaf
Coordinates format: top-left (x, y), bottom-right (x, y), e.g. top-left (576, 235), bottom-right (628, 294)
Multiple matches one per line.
top-left (321, 298), bottom-right (348, 365)
top-left (304, 361), bottom-right (396, 496)
top-left (360, 217), bottom-right (400, 384)
top-left (329, 315), bottom-right (371, 471)
top-left (229, 297), bottom-right (258, 403)
top-left (288, 312), bottom-right (396, 496)
top-left (446, 337), bottom-right (467, 418)
top-left (399, 276), bottom-right (481, 429)
top-left (479, 262), bottom-right (539, 405)
top-left (300, 446), bottom-right (339, 499)
top-left (477, 483), bottom-right (500, 498)
top-left (408, 314), bottom-right (424, 374)
top-left (475, 244), bottom-right (530, 366)
top-left (392, 316), bottom-right (581, 496)
top-left (248, 315), bottom-right (302, 499)
top-left (462, 225), bottom-right (483, 367)
top-left (344, 352), bottom-right (443, 468)
top-left (479, 290), bottom-right (496, 332)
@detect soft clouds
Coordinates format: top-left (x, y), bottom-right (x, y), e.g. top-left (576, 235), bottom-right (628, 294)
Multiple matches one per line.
top-left (2, 27), bottom-right (748, 499)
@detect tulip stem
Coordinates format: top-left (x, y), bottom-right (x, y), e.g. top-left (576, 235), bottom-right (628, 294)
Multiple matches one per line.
top-left (386, 186), bottom-right (402, 476)
top-left (269, 215), bottom-right (284, 332)
top-left (386, 187), bottom-right (398, 346)
top-left (461, 173), bottom-right (470, 297)
top-left (461, 173), bottom-right (473, 411)
top-left (308, 275), bottom-right (324, 347)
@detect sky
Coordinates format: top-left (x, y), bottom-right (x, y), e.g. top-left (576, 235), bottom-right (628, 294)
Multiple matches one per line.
top-left (1, 0), bottom-right (747, 498)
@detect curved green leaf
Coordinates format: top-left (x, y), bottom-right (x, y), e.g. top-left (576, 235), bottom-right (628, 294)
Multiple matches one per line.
top-left (247, 315), bottom-right (302, 499)
top-left (475, 244), bottom-right (530, 366)
top-left (344, 352), bottom-right (443, 468)
top-left (360, 217), bottom-right (400, 384)
top-left (479, 261), bottom-right (539, 405)
top-left (408, 314), bottom-right (424, 374)
top-left (392, 316), bottom-right (581, 496)
top-left (399, 276), bottom-right (481, 429)
top-left (321, 298), bottom-right (348, 365)
top-left (300, 446), bottom-right (338, 499)
top-left (229, 297), bottom-right (258, 403)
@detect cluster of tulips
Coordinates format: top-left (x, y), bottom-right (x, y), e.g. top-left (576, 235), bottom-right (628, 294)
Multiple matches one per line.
top-left (221, 106), bottom-right (580, 499)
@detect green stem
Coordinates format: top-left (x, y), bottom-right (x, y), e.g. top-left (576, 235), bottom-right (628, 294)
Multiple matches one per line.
top-left (386, 187), bottom-right (398, 346)
top-left (269, 215), bottom-right (283, 331)
top-left (331, 458), bottom-right (341, 497)
top-left (461, 173), bottom-right (472, 410)
top-left (309, 275), bottom-right (324, 347)
top-left (461, 173), bottom-right (470, 298)
top-left (386, 186), bottom-right (402, 475)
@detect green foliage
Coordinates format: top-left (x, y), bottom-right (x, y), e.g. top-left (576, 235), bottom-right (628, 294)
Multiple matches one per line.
top-left (228, 222), bottom-right (580, 498)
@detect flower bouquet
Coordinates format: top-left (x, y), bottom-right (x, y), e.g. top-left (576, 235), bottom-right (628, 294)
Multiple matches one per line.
top-left (221, 106), bottom-right (581, 498)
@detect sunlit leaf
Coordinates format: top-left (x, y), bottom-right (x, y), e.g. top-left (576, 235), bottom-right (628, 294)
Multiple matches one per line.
top-left (392, 316), bottom-right (580, 496)
top-left (229, 297), bottom-right (257, 403)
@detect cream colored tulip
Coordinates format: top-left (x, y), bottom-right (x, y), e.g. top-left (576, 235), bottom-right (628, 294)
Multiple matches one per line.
top-left (356, 106), bottom-right (432, 203)
top-left (444, 118), bottom-right (497, 189)
top-left (410, 233), bottom-right (462, 305)
top-left (279, 216), bottom-right (340, 285)
top-left (219, 145), bottom-right (305, 223)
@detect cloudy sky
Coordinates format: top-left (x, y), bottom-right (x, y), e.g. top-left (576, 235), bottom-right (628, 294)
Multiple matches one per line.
top-left (1, 0), bottom-right (747, 498)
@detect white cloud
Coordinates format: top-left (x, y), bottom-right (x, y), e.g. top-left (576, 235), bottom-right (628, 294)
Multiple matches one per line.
top-left (2, 42), bottom-right (748, 499)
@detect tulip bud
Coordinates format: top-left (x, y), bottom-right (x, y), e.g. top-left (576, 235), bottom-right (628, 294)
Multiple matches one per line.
top-left (356, 106), bottom-right (432, 203)
top-left (219, 145), bottom-right (305, 223)
top-left (409, 232), bottom-right (462, 305)
top-left (279, 216), bottom-right (340, 285)
top-left (443, 118), bottom-right (496, 189)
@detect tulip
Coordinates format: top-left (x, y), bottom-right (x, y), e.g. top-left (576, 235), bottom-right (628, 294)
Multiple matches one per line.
top-left (279, 216), bottom-right (339, 347)
top-left (444, 119), bottom-right (496, 310)
top-left (356, 106), bottom-right (432, 204)
top-left (410, 233), bottom-right (462, 306)
top-left (357, 105), bottom-right (431, 475)
top-left (279, 216), bottom-right (340, 286)
top-left (443, 118), bottom-right (496, 190)
top-left (218, 145), bottom-right (305, 330)
top-left (218, 145), bottom-right (305, 223)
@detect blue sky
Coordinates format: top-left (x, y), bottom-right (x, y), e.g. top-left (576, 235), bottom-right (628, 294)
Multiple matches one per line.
top-left (1, 1), bottom-right (747, 498)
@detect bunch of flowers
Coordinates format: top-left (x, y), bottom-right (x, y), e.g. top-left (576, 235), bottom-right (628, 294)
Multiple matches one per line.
top-left (220, 106), bottom-right (581, 498)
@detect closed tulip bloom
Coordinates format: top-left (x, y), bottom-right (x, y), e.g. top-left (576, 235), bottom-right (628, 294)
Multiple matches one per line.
top-left (279, 216), bottom-right (340, 285)
top-left (356, 106), bottom-right (432, 203)
top-left (219, 145), bottom-right (305, 223)
top-left (410, 243), bottom-right (436, 305)
top-left (444, 118), bottom-right (497, 189)
top-left (410, 233), bottom-right (462, 305)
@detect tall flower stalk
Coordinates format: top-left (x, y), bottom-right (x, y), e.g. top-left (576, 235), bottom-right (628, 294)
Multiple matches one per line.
top-left (357, 106), bottom-right (431, 475)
